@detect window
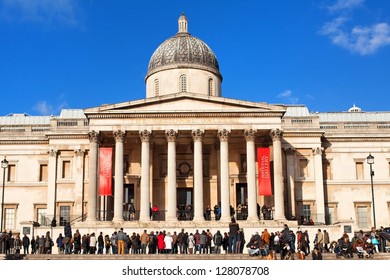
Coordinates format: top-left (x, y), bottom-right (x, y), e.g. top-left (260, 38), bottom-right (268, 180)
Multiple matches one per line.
top-left (208, 78), bottom-right (213, 96)
top-left (180, 75), bottom-right (187, 92)
top-left (60, 206), bottom-right (71, 226)
top-left (62, 160), bottom-right (71, 179)
top-left (4, 208), bottom-right (15, 230)
top-left (299, 158), bottom-right (308, 178)
top-left (7, 164), bottom-right (16, 182)
top-left (355, 162), bottom-right (364, 180)
top-left (154, 79), bottom-right (159, 96)
top-left (39, 164), bottom-right (48, 182)
top-left (300, 204), bottom-right (311, 224)
top-left (240, 154), bottom-right (247, 173)
top-left (325, 205), bottom-right (335, 225)
top-left (357, 206), bottom-right (369, 229)
top-left (37, 207), bottom-right (48, 226)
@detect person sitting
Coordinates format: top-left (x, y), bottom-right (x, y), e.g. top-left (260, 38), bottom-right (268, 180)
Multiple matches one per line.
top-left (246, 238), bottom-right (260, 257)
top-left (312, 246), bottom-right (323, 260)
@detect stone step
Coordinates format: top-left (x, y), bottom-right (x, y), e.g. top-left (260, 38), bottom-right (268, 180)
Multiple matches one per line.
top-left (3, 252), bottom-right (389, 261)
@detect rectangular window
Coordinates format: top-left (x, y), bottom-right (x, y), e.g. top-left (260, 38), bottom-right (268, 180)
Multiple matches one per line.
top-left (4, 208), bottom-right (15, 230)
top-left (39, 164), bottom-right (48, 182)
top-left (300, 204), bottom-right (311, 224)
top-left (37, 208), bottom-right (48, 226)
top-left (62, 160), bottom-right (71, 179)
top-left (325, 206), bottom-right (335, 225)
top-left (60, 206), bottom-right (71, 226)
top-left (357, 206), bottom-right (368, 229)
top-left (356, 162), bottom-right (364, 180)
top-left (299, 159), bottom-right (308, 178)
top-left (7, 164), bottom-right (16, 182)
top-left (240, 154), bottom-right (247, 173)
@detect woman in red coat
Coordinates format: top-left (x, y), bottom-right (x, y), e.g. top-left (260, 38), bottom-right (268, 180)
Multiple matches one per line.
top-left (157, 231), bottom-right (165, 254)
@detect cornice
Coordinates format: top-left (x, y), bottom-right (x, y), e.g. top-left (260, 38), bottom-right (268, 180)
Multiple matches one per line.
top-left (47, 135), bottom-right (89, 140)
top-left (0, 140), bottom-right (49, 145)
top-left (324, 137), bottom-right (390, 142)
top-left (87, 112), bottom-right (284, 119)
top-left (283, 132), bottom-right (324, 138)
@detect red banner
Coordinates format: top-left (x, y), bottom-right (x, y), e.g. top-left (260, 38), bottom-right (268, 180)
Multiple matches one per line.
top-left (99, 147), bottom-right (113, 196)
top-left (258, 147), bottom-right (272, 196)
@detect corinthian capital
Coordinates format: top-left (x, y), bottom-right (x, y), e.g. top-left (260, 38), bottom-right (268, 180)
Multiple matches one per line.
top-left (113, 130), bottom-right (126, 143)
top-left (165, 129), bottom-right (178, 142)
top-left (88, 130), bottom-right (101, 144)
top-left (139, 130), bottom-right (151, 142)
top-left (218, 129), bottom-right (230, 142)
top-left (244, 129), bottom-right (256, 142)
top-left (270, 128), bottom-right (283, 141)
top-left (192, 129), bottom-right (204, 142)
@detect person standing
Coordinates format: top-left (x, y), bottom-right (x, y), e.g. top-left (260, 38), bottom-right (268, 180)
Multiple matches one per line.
top-left (14, 233), bottom-right (22, 255)
top-left (213, 230), bottom-right (223, 254)
top-left (97, 232), bottom-right (104, 254)
top-left (228, 217), bottom-right (239, 253)
top-left (117, 228), bottom-right (125, 254)
top-left (140, 229), bottom-right (150, 254)
top-left (317, 229), bottom-right (324, 253)
top-left (323, 230), bottom-right (330, 252)
top-left (22, 234), bottom-right (30, 254)
top-left (187, 233), bottom-right (195, 254)
top-left (30, 236), bottom-right (36, 254)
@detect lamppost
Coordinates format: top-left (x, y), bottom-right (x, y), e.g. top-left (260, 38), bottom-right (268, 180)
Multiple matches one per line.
top-left (1, 157), bottom-right (9, 232)
top-left (366, 154), bottom-right (376, 229)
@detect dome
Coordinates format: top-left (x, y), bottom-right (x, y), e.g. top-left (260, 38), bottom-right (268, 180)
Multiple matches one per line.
top-left (145, 14), bottom-right (222, 81)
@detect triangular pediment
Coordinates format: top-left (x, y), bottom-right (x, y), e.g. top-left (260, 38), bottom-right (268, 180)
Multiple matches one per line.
top-left (84, 93), bottom-right (286, 115)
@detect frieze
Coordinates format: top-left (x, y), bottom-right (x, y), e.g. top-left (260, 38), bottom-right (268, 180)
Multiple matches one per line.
top-left (87, 112), bottom-right (284, 119)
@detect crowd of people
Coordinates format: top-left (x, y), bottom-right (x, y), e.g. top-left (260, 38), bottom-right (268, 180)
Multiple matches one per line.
top-left (1, 221), bottom-right (389, 259)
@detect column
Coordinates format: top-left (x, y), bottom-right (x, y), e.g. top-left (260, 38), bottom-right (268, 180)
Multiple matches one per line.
top-left (87, 131), bottom-right (99, 222)
top-left (113, 130), bottom-right (125, 222)
top-left (74, 149), bottom-right (85, 218)
top-left (218, 129), bottom-right (231, 222)
top-left (285, 148), bottom-right (296, 219)
top-left (192, 129), bottom-right (204, 221)
top-left (271, 129), bottom-right (285, 221)
top-left (166, 129), bottom-right (178, 221)
top-left (313, 147), bottom-right (325, 224)
top-left (244, 129), bottom-right (258, 222)
top-left (139, 130), bottom-right (151, 221)
top-left (47, 149), bottom-right (57, 222)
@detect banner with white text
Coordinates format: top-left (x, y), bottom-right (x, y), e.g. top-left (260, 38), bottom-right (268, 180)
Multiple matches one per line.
top-left (99, 147), bottom-right (113, 196)
top-left (257, 147), bottom-right (272, 196)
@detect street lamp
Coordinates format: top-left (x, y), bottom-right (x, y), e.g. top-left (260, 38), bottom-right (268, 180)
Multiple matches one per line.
top-left (366, 154), bottom-right (376, 229)
top-left (1, 157), bottom-right (9, 232)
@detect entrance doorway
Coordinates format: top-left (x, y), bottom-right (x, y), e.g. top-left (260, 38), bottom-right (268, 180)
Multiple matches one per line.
top-left (177, 188), bottom-right (193, 220)
top-left (236, 183), bottom-right (248, 220)
top-left (124, 184), bottom-right (135, 220)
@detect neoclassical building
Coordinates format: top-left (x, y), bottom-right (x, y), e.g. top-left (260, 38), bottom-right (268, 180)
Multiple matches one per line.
top-left (1, 14), bottom-right (389, 239)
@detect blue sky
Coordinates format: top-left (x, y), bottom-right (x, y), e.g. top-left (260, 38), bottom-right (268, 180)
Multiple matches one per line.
top-left (1, 0), bottom-right (390, 116)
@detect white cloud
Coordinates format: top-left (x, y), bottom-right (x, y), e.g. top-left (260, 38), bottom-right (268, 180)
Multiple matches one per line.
top-left (321, 17), bottom-right (390, 55)
top-left (320, 1), bottom-right (390, 55)
top-left (277, 90), bottom-right (299, 104)
top-left (33, 101), bottom-right (54, 115)
top-left (1, 0), bottom-right (80, 27)
top-left (328, 0), bottom-right (364, 12)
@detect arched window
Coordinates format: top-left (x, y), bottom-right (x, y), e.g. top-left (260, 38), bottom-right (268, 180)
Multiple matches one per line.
top-left (180, 75), bottom-right (187, 92)
top-left (154, 79), bottom-right (159, 96)
top-left (208, 78), bottom-right (213, 96)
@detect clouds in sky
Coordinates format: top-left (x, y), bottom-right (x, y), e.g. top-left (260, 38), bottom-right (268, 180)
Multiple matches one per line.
top-left (33, 94), bottom-right (68, 115)
top-left (277, 90), bottom-right (299, 104)
top-left (320, 0), bottom-right (390, 55)
top-left (0, 0), bottom-right (80, 27)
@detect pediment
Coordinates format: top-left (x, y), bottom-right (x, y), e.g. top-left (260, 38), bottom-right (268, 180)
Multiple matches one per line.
top-left (84, 93), bottom-right (286, 115)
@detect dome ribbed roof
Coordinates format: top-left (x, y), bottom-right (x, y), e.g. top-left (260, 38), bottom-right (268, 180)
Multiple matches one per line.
top-left (146, 14), bottom-right (221, 80)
